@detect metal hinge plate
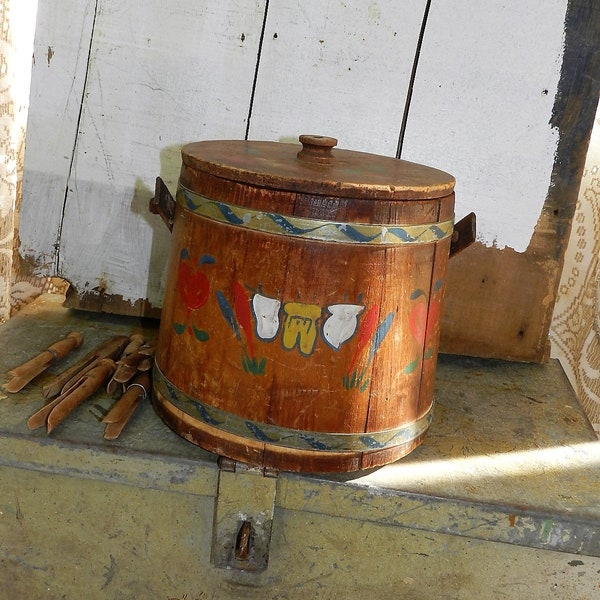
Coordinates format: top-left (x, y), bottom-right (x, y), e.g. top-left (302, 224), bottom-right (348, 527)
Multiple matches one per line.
top-left (211, 457), bottom-right (278, 572)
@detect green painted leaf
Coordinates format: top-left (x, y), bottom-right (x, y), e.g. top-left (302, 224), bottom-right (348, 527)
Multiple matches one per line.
top-left (404, 357), bottom-right (419, 374)
top-left (241, 354), bottom-right (266, 375)
top-left (241, 354), bottom-right (250, 373)
top-left (192, 326), bottom-right (209, 341)
top-left (173, 322), bottom-right (186, 335)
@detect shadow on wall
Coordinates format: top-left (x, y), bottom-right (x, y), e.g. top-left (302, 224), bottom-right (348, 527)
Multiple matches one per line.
top-left (131, 144), bottom-right (184, 314)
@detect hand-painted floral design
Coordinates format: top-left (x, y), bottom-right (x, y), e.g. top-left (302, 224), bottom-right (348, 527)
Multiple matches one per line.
top-left (252, 293), bottom-right (281, 340)
top-left (217, 282), bottom-right (266, 375)
top-left (322, 304), bottom-right (365, 350)
top-left (404, 278), bottom-right (444, 374)
top-left (173, 249), bottom-right (213, 341)
top-left (343, 304), bottom-right (395, 391)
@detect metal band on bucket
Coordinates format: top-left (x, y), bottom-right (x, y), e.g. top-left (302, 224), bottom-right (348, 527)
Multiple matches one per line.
top-left (178, 186), bottom-right (453, 246)
top-left (153, 364), bottom-right (433, 453)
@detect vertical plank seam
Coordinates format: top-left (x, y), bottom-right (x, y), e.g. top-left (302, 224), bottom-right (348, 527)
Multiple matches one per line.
top-left (417, 199), bottom-right (442, 417)
top-left (396, 0), bottom-right (432, 159)
top-left (360, 281), bottom-right (382, 442)
top-left (245, 0), bottom-right (270, 141)
top-left (55, 0), bottom-right (100, 274)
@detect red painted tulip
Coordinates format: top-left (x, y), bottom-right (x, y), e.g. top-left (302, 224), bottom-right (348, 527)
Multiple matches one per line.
top-left (178, 260), bottom-right (210, 314)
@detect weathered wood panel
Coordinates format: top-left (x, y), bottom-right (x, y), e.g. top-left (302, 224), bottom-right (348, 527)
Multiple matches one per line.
top-left (58, 0), bottom-right (267, 314)
top-left (21, 0), bottom-right (429, 315)
top-left (19, 0), bottom-right (96, 272)
top-left (21, 0), bottom-right (266, 314)
top-left (401, 0), bottom-right (568, 253)
top-left (18, 0), bottom-right (600, 362)
top-left (401, 0), bottom-right (600, 361)
top-left (248, 0), bottom-right (428, 155)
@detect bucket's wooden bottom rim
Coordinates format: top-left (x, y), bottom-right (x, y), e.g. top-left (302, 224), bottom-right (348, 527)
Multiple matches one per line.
top-left (151, 371), bottom-right (432, 473)
top-left (152, 365), bottom-right (432, 453)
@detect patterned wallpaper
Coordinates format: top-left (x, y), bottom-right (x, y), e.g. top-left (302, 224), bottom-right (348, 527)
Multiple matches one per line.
top-left (0, 1), bottom-right (66, 322)
top-left (550, 100), bottom-right (600, 437)
top-left (0, 0), bottom-right (22, 323)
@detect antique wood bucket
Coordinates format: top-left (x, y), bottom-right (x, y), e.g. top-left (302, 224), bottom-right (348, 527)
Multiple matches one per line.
top-left (150, 135), bottom-right (471, 473)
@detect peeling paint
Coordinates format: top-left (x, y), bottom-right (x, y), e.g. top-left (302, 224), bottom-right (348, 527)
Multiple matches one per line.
top-left (63, 285), bottom-right (161, 319)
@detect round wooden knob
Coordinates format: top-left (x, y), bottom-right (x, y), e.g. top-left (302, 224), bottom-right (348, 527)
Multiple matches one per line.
top-left (297, 135), bottom-right (338, 164)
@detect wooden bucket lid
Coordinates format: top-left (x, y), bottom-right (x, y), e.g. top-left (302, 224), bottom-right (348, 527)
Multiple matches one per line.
top-left (181, 135), bottom-right (455, 201)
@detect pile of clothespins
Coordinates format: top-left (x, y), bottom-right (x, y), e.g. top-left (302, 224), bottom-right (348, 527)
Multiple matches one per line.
top-left (4, 332), bottom-right (154, 439)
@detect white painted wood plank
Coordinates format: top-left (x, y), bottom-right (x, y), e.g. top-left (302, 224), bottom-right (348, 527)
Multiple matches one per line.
top-left (249, 0), bottom-right (428, 156)
top-left (19, 0), bottom-right (96, 272)
top-left (401, 0), bottom-right (568, 252)
top-left (56, 0), bottom-right (266, 308)
top-left (21, 0), bottom-right (571, 314)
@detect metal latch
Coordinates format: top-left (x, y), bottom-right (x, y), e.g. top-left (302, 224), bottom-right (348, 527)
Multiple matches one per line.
top-left (211, 457), bottom-right (278, 572)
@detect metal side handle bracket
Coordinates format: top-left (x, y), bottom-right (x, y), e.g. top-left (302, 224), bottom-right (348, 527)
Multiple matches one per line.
top-left (149, 177), bottom-right (176, 233)
top-left (450, 212), bottom-right (476, 257)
